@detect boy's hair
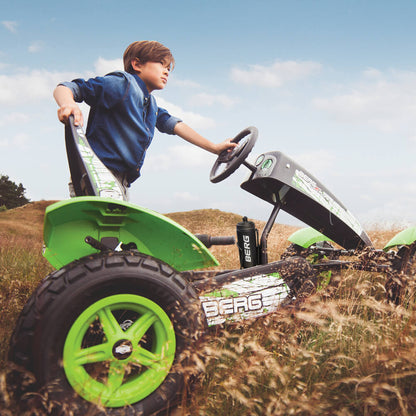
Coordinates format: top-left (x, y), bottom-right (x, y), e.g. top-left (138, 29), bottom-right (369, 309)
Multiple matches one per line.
top-left (123, 41), bottom-right (175, 73)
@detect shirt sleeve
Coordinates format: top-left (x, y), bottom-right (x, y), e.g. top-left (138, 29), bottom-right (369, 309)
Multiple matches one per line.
top-left (59, 72), bottom-right (128, 110)
top-left (156, 106), bottom-right (182, 134)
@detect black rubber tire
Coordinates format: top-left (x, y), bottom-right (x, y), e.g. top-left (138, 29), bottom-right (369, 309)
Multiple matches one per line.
top-left (8, 251), bottom-right (200, 415)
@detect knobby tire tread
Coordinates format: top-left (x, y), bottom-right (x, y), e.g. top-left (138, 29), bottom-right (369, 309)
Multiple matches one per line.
top-left (8, 251), bottom-right (197, 416)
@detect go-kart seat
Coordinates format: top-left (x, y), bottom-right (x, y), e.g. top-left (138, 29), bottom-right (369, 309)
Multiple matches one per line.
top-left (65, 117), bottom-right (127, 201)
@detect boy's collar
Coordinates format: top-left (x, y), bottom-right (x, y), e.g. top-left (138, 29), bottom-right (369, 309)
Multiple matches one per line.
top-left (132, 73), bottom-right (150, 97)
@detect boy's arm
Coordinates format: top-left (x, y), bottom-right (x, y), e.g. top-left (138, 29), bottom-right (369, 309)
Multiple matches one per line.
top-left (173, 122), bottom-right (237, 155)
top-left (53, 85), bottom-right (84, 126)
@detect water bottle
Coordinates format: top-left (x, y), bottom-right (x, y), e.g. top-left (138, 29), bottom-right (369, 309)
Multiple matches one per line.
top-left (236, 216), bottom-right (258, 268)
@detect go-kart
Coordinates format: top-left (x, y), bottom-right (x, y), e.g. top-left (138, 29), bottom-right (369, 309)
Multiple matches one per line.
top-left (8, 118), bottom-right (416, 415)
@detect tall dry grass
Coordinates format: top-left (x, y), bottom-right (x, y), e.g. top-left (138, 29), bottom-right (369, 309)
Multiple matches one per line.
top-left (178, 267), bottom-right (416, 415)
top-left (1, 203), bottom-right (415, 415)
top-left (0, 202), bottom-right (55, 368)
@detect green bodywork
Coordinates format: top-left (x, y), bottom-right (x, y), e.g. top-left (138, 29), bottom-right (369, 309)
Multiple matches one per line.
top-left (384, 226), bottom-right (416, 251)
top-left (288, 227), bottom-right (332, 248)
top-left (43, 197), bottom-right (219, 271)
top-left (290, 226), bottom-right (416, 252)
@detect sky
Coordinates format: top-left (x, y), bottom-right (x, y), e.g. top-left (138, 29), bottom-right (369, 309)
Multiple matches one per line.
top-left (1, 0), bottom-right (416, 232)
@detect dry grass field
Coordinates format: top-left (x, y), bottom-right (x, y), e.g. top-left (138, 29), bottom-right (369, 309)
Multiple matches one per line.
top-left (1, 201), bottom-right (415, 415)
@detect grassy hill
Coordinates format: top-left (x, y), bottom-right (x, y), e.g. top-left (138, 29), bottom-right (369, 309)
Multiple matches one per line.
top-left (0, 201), bottom-right (57, 371)
top-left (1, 201), bottom-right (415, 415)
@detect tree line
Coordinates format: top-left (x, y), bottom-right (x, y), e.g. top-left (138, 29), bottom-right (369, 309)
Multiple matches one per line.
top-left (0, 175), bottom-right (30, 210)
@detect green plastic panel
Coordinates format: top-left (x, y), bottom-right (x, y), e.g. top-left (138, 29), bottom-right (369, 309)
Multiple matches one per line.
top-left (43, 197), bottom-right (218, 271)
top-left (288, 227), bottom-right (333, 248)
top-left (384, 226), bottom-right (416, 251)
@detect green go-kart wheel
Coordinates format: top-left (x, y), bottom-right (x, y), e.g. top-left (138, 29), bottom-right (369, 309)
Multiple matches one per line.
top-left (63, 294), bottom-right (176, 408)
top-left (9, 252), bottom-right (199, 415)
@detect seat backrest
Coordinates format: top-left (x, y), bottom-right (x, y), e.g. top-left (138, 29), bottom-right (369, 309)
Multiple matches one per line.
top-left (65, 116), bottom-right (126, 201)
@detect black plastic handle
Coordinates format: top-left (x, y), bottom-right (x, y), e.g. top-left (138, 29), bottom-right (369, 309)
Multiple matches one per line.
top-left (195, 234), bottom-right (236, 248)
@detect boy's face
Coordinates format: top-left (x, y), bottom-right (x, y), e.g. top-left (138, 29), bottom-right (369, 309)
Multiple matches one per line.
top-left (132, 60), bottom-right (170, 93)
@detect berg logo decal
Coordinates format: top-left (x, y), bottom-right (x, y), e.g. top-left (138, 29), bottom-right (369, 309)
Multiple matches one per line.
top-left (243, 235), bottom-right (252, 262)
top-left (201, 293), bottom-right (263, 319)
top-left (200, 273), bottom-right (290, 326)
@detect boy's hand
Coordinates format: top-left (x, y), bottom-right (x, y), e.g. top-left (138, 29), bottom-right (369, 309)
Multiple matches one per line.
top-left (57, 104), bottom-right (84, 126)
top-left (53, 85), bottom-right (84, 126)
top-left (214, 138), bottom-right (238, 155)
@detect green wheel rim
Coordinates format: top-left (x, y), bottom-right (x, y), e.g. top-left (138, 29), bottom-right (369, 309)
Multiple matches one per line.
top-left (63, 294), bottom-right (176, 407)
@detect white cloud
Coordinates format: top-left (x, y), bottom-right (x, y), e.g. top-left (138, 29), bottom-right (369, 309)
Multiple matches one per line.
top-left (231, 60), bottom-right (322, 87)
top-left (313, 69), bottom-right (416, 138)
top-left (173, 191), bottom-right (199, 202)
top-left (360, 198), bottom-right (416, 229)
top-left (12, 133), bottom-right (30, 149)
top-left (94, 57), bottom-right (123, 75)
top-left (291, 149), bottom-right (336, 178)
top-left (0, 129), bottom-right (30, 149)
top-left (0, 69), bottom-right (79, 105)
top-left (189, 92), bottom-right (238, 108)
top-left (170, 78), bottom-right (201, 88)
top-left (2, 21), bottom-right (17, 33)
top-left (156, 96), bottom-right (215, 129)
top-left (145, 144), bottom-right (213, 172)
top-left (0, 58), bottom-right (125, 108)
top-left (28, 41), bottom-right (43, 53)
top-left (328, 165), bottom-right (416, 228)
top-left (0, 112), bottom-right (29, 126)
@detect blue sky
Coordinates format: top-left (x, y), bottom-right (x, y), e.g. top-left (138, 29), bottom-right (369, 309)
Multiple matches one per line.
top-left (1, 0), bottom-right (416, 230)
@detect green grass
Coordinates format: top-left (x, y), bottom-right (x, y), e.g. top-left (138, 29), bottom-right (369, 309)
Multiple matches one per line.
top-left (1, 202), bottom-right (416, 415)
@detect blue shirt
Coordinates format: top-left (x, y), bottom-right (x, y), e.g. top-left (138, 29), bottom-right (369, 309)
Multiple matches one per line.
top-left (61, 71), bottom-right (181, 184)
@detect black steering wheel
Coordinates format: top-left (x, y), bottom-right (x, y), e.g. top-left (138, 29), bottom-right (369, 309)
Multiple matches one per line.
top-left (210, 126), bottom-right (258, 183)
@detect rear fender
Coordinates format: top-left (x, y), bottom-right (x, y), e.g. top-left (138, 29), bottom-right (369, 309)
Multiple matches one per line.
top-left (288, 227), bottom-right (333, 249)
top-left (384, 226), bottom-right (416, 251)
top-left (43, 197), bottom-right (219, 271)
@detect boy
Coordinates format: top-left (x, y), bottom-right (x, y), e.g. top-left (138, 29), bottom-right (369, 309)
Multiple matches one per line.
top-left (54, 41), bottom-right (236, 197)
